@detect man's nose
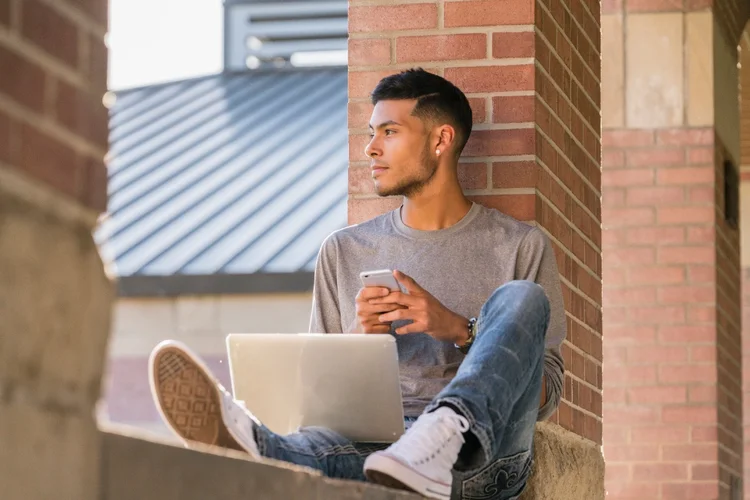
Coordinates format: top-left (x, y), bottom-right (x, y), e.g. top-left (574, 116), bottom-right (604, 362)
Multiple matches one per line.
top-left (365, 137), bottom-right (379, 158)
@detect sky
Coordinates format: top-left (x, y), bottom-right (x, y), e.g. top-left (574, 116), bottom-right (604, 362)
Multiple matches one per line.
top-left (108, 0), bottom-right (224, 90)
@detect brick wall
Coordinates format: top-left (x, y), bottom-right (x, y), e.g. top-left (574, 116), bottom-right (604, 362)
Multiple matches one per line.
top-left (347, 0), bottom-right (603, 442)
top-left (602, 127), bottom-right (721, 499)
top-left (0, 0), bottom-right (109, 211)
top-left (714, 137), bottom-right (743, 495)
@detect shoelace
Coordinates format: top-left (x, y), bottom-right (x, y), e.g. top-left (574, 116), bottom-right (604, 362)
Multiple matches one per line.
top-left (391, 411), bottom-right (471, 467)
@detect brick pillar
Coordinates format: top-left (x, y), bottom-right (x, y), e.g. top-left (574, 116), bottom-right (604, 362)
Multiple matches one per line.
top-left (741, 29), bottom-right (750, 500)
top-left (0, 1), bottom-right (112, 499)
top-left (347, 0), bottom-right (604, 447)
top-left (601, 1), bottom-right (747, 498)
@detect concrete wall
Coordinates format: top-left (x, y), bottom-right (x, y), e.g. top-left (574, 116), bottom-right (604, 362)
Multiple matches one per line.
top-left (103, 293), bottom-right (312, 434)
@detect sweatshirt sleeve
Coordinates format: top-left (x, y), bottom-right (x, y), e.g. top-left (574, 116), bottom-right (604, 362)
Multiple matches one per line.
top-left (515, 227), bottom-right (567, 422)
top-left (308, 234), bottom-right (344, 334)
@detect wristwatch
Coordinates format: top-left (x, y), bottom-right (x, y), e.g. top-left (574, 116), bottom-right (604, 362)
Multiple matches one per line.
top-left (456, 317), bottom-right (478, 354)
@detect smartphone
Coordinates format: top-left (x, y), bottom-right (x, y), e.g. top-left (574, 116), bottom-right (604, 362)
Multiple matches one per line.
top-left (359, 269), bottom-right (401, 293)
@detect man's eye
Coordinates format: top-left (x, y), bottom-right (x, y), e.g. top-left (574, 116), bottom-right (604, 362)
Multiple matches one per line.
top-left (385, 129), bottom-right (396, 135)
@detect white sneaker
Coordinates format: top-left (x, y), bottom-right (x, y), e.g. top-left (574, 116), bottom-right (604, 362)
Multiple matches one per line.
top-left (148, 340), bottom-right (259, 457)
top-left (364, 406), bottom-right (470, 499)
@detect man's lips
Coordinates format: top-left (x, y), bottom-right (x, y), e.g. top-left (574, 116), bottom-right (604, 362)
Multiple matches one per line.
top-left (371, 164), bottom-right (388, 176)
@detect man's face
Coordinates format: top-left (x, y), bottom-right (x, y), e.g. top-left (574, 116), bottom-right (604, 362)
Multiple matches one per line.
top-left (366, 99), bottom-right (438, 198)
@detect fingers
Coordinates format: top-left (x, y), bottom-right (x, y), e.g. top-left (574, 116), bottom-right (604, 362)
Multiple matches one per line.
top-left (356, 286), bottom-right (391, 303)
top-left (369, 291), bottom-right (419, 307)
top-left (395, 323), bottom-right (424, 335)
top-left (362, 323), bottom-right (391, 334)
top-left (393, 270), bottom-right (424, 294)
top-left (378, 308), bottom-right (416, 323)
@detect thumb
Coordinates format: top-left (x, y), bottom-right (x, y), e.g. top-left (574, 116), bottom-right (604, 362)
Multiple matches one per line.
top-left (394, 270), bottom-right (424, 294)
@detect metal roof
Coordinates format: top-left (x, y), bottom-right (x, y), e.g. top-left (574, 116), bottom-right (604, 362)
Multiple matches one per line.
top-left (95, 67), bottom-right (349, 291)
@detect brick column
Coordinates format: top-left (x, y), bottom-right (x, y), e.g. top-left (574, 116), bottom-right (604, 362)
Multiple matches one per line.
top-left (601, 1), bottom-right (747, 498)
top-left (0, 1), bottom-right (112, 499)
top-left (347, 0), bottom-right (604, 447)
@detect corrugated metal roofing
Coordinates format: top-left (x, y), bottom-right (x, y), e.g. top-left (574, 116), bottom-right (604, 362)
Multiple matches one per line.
top-left (96, 67), bottom-right (349, 278)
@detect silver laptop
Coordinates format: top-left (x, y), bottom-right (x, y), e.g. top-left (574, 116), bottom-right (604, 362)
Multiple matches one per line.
top-left (226, 333), bottom-right (405, 443)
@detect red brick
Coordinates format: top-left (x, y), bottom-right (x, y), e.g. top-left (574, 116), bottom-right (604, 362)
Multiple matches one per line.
top-left (663, 405), bottom-right (717, 424)
top-left (687, 147), bottom-right (714, 164)
top-left (625, 227), bottom-right (684, 245)
top-left (687, 305), bottom-right (715, 323)
top-left (601, 188), bottom-right (625, 209)
top-left (691, 426), bottom-right (718, 442)
top-left (602, 287), bottom-right (656, 306)
top-left (605, 482), bottom-right (659, 498)
top-left (690, 346), bottom-right (715, 363)
top-left (657, 246), bottom-right (714, 265)
top-left (349, 4), bottom-right (438, 32)
top-left (604, 443), bottom-right (659, 461)
top-left (662, 482), bottom-right (720, 500)
top-left (348, 197), bottom-right (402, 225)
top-left (492, 32), bottom-right (535, 58)
top-left (444, 0), bottom-right (533, 27)
top-left (626, 186), bottom-right (685, 205)
top-left (631, 425), bottom-right (690, 443)
top-left (601, 207), bottom-right (654, 227)
top-left (605, 365), bottom-right (657, 386)
top-left (80, 155), bottom-right (107, 212)
top-left (626, 147), bottom-right (685, 167)
top-left (396, 34), bottom-right (486, 63)
top-left (444, 65), bottom-right (534, 93)
top-left (627, 0), bottom-right (684, 11)
top-left (688, 385), bottom-right (717, 402)
top-left (656, 128), bottom-right (714, 146)
top-left (22, 0), bottom-right (79, 68)
top-left (19, 124), bottom-right (80, 199)
top-left (658, 285), bottom-right (714, 304)
top-left (688, 186), bottom-right (714, 203)
top-left (55, 81), bottom-right (109, 148)
top-left (602, 169), bottom-right (654, 187)
top-left (657, 207), bottom-right (713, 224)
top-left (627, 345), bottom-right (688, 364)
top-left (0, 45), bottom-right (47, 114)
top-left (463, 128), bottom-right (534, 157)
top-left (64, 0), bottom-right (108, 27)
top-left (492, 161), bottom-right (536, 188)
top-left (349, 70), bottom-right (399, 98)
top-left (601, 0), bottom-right (624, 14)
top-left (659, 364), bottom-right (717, 384)
top-left (627, 266), bottom-right (685, 285)
top-left (88, 32), bottom-right (109, 94)
top-left (348, 38), bottom-right (391, 66)
top-left (467, 98), bottom-right (487, 124)
top-left (632, 463), bottom-right (688, 481)
top-left (349, 133), bottom-right (370, 163)
top-left (457, 162), bottom-right (487, 190)
top-left (348, 101), bottom-right (374, 130)
top-left (0, 110), bottom-right (19, 166)
top-left (605, 247), bottom-right (655, 266)
top-left (492, 96), bottom-right (535, 124)
top-left (602, 150), bottom-right (625, 168)
top-left (348, 166), bottom-right (375, 195)
top-left (468, 194), bottom-right (535, 221)
top-left (659, 325), bottom-right (715, 343)
top-left (662, 444), bottom-right (718, 461)
top-left (656, 167), bottom-right (713, 185)
top-left (605, 325), bottom-right (657, 344)
top-left (628, 385), bottom-right (686, 404)
top-left (691, 463), bottom-right (718, 480)
top-left (687, 265), bottom-right (715, 284)
top-left (602, 129), bottom-right (654, 148)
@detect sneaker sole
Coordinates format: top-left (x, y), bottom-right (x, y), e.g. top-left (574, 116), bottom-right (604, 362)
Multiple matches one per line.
top-left (149, 342), bottom-right (244, 452)
top-left (364, 453), bottom-right (451, 500)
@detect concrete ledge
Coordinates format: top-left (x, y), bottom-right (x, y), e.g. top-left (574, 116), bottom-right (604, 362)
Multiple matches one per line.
top-left (521, 422), bottom-right (605, 500)
top-left (100, 425), bottom-right (420, 500)
top-left (101, 421), bottom-right (603, 500)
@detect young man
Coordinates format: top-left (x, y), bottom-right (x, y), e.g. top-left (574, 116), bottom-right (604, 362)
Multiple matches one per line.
top-left (149, 68), bottom-right (566, 500)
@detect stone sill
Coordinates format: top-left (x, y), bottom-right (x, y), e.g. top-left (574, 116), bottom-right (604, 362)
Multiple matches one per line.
top-left (100, 422), bottom-right (604, 500)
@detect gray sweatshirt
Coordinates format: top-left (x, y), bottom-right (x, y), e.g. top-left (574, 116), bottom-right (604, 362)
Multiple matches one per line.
top-left (308, 202), bottom-right (566, 421)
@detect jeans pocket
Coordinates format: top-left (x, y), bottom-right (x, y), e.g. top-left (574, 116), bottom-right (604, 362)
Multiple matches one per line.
top-left (460, 449), bottom-right (532, 500)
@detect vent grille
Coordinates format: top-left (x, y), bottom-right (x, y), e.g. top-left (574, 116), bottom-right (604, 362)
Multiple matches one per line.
top-left (225, 0), bottom-right (348, 70)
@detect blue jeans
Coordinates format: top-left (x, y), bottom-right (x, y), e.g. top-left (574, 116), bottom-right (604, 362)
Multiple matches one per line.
top-left (253, 281), bottom-right (549, 500)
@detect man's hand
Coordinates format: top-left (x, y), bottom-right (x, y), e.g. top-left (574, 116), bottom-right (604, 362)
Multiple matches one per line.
top-left (355, 286), bottom-right (404, 333)
top-left (371, 270), bottom-right (468, 344)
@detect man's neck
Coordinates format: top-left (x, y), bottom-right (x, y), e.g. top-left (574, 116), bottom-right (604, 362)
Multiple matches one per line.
top-left (401, 187), bottom-right (472, 231)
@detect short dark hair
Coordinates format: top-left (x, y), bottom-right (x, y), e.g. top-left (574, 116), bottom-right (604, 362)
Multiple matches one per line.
top-left (370, 68), bottom-right (473, 156)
